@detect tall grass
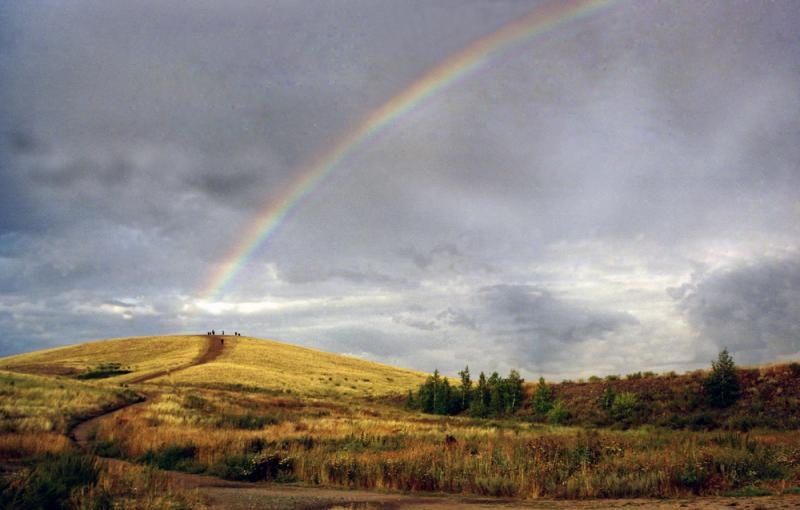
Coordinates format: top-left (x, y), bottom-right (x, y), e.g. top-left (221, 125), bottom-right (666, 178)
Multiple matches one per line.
top-left (1, 450), bottom-right (208, 510)
top-left (88, 386), bottom-right (800, 498)
top-left (0, 370), bottom-right (139, 458)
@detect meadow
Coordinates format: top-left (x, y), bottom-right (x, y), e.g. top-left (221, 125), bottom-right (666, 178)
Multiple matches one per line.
top-left (1, 335), bottom-right (208, 383)
top-left (154, 335), bottom-right (428, 397)
top-left (1, 335), bottom-right (799, 508)
top-left (86, 385), bottom-right (800, 499)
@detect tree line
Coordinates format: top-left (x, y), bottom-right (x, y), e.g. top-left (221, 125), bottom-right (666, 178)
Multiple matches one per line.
top-left (407, 350), bottom-right (744, 426)
top-left (406, 367), bottom-right (525, 418)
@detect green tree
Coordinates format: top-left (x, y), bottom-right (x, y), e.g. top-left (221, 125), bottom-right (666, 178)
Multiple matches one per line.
top-left (435, 377), bottom-right (452, 415)
top-left (704, 348), bottom-right (741, 408)
top-left (504, 369), bottom-right (525, 414)
top-left (487, 371), bottom-right (504, 417)
top-left (458, 365), bottom-right (472, 412)
top-left (405, 389), bottom-right (417, 410)
top-left (532, 377), bottom-right (554, 417)
top-left (469, 372), bottom-right (490, 418)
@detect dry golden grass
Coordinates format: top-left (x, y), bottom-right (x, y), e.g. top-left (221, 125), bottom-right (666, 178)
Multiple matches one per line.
top-left (0, 432), bottom-right (73, 459)
top-left (0, 335), bottom-right (207, 383)
top-left (72, 460), bottom-right (210, 510)
top-left (0, 370), bottom-right (137, 435)
top-left (89, 384), bottom-right (800, 498)
top-left (158, 336), bottom-right (428, 397)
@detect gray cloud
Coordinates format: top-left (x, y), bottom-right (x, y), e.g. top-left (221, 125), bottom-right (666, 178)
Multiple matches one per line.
top-left (676, 258), bottom-right (800, 363)
top-left (1, 1), bottom-right (799, 380)
top-left (480, 284), bottom-right (639, 364)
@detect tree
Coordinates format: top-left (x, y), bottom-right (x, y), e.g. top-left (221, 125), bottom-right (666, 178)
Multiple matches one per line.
top-left (469, 372), bottom-right (490, 418)
top-left (704, 348), bottom-right (741, 408)
top-left (458, 366), bottom-right (472, 412)
top-left (532, 377), bottom-right (554, 417)
top-left (487, 372), bottom-right (503, 417)
top-left (504, 369), bottom-right (525, 414)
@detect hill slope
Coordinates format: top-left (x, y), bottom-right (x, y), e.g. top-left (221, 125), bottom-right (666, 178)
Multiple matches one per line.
top-left (0, 334), bottom-right (427, 397)
top-left (0, 335), bottom-right (208, 382)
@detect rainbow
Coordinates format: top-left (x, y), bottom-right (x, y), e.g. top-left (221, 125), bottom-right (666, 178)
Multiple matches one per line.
top-left (201, 0), bottom-right (618, 300)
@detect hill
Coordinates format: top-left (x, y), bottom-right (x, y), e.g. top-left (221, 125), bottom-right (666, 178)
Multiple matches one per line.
top-left (540, 362), bottom-right (800, 430)
top-left (1, 335), bottom-right (799, 506)
top-left (0, 334), bottom-right (427, 397)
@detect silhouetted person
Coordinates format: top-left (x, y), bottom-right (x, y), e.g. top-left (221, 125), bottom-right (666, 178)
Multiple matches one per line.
top-left (220, 338), bottom-right (224, 345)
top-left (212, 329), bottom-right (215, 335)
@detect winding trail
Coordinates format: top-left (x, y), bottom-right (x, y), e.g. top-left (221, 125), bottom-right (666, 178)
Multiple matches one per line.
top-left (68, 335), bottom-right (226, 449)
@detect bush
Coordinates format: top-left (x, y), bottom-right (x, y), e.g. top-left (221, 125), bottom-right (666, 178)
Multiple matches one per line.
top-left (210, 451), bottom-right (295, 482)
top-left (215, 413), bottom-right (279, 429)
top-left (609, 392), bottom-right (649, 428)
top-left (1, 450), bottom-right (100, 509)
top-left (675, 459), bottom-right (709, 494)
top-left (138, 443), bottom-right (203, 473)
top-left (546, 400), bottom-right (570, 425)
top-left (75, 363), bottom-right (131, 380)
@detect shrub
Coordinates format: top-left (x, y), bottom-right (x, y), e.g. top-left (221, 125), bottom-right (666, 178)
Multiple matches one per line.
top-left (138, 443), bottom-right (203, 473)
top-left (215, 413), bottom-right (279, 430)
top-left (688, 413), bottom-right (719, 431)
top-left (1, 450), bottom-right (100, 509)
top-left (210, 451), bottom-right (295, 482)
top-left (75, 363), bottom-right (131, 380)
top-left (546, 400), bottom-right (570, 425)
top-left (675, 459), bottom-right (709, 494)
top-left (92, 438), bottom-right (126, 458)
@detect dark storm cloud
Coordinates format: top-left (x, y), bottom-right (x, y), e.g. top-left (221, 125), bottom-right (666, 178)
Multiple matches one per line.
top-left (481, 284), bottom-right (638, 361)
top-left (675, 258), bottom-right (800, 363)
top-left (1, 0), bottom-right (799, 378)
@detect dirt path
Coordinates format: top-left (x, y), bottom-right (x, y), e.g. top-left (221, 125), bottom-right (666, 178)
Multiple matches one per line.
top-left (69, 335), bottom-right (226, 447)
top-left (125, 334), bottom-right (226, 384)
top-left (65, 337), bottom-right (800, 509)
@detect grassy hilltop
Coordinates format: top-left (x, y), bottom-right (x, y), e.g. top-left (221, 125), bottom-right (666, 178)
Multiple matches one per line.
top-left (1, 335), bottom-right (799, 508)
top-left (0, 334), bottom-right (427, 396)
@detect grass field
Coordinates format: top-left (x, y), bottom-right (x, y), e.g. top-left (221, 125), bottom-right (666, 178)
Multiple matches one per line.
top-left (87, 385), bottom-right (800, 498)
top-left (1, 335), bottom-right (799, 507)
top-left (0, 370), bottom-right (140, 462)
top-left (0, 335), bottom-right (207, 383)
top-left (150, 336), bottom-right (428, 397)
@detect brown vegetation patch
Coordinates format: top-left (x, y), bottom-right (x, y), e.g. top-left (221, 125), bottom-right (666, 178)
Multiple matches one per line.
top-left (3, 364), bottom-right (80, 376)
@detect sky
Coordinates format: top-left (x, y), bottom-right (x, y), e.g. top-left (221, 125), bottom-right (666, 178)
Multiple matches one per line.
top-left (1, 0), bottom-right (799, 380)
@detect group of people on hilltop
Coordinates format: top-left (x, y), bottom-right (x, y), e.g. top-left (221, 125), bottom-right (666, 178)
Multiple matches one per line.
top-left (205, 330), bottom-right (242, 336)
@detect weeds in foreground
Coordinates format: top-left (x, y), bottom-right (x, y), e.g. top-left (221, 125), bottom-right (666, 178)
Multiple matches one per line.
top-left (0, 370), bottom-right (139, 436)
top-left (1, 450), bottom-right (99, 509)
top-left (0, 449), bottom-right (207, 510)
top-left (88, 388), bottom-right (800, 499)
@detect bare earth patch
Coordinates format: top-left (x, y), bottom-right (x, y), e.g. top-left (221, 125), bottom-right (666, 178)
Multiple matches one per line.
top-left (199, 484), bottom-right (800, 510)
top-left (4, 364), bottom-right (80, 376)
